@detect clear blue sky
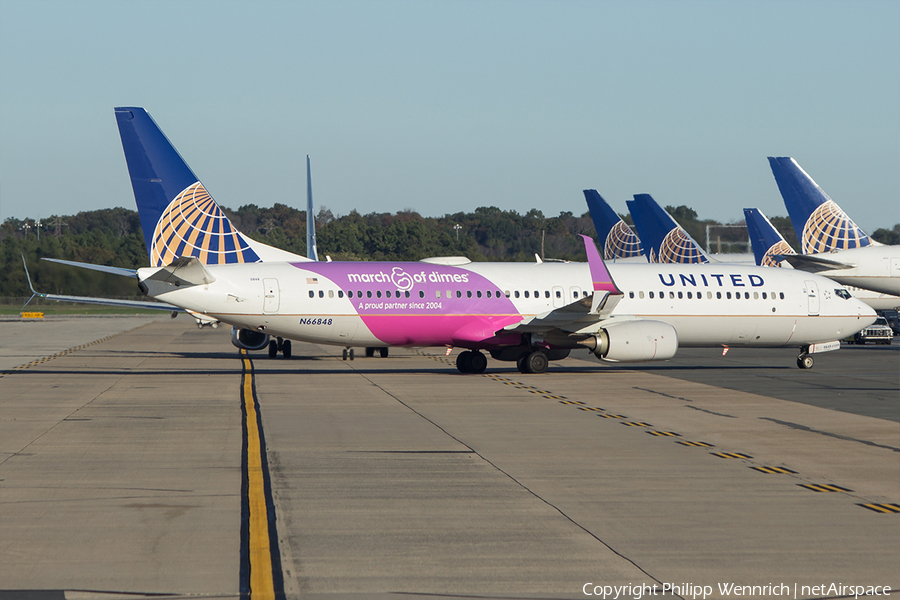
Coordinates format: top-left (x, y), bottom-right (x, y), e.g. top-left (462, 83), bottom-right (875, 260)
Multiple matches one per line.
top-left (1, 0), bottom-right (898, 234)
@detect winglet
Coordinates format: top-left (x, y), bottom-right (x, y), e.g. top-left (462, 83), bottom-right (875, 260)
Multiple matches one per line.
top-left (580, 235), bottom-right (620, 294)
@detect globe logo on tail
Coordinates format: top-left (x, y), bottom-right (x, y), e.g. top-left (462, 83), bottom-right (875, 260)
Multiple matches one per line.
top-left (801, 200), bottom-right (872, 254)
top-left (151, 182), bottom-right (261, 267)
top-left (658, 229), bottom-right (708, 263)
top-left (604, 221), bottom-right (644, 260)
top-left (762, 240), bottom-right (795, 267)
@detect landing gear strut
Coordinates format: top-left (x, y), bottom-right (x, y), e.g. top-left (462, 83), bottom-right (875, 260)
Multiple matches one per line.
top-left (456, 350), bottom-right (488, 374)
top-left (797, 353), bottom-right (814, 369)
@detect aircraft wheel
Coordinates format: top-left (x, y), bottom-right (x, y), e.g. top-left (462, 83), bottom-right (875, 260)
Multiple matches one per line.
top-left (797, 354), bottom-right (814, 369)
top-left (282, 340), bottom-right (292, 359)
top-left (525, 350), bottom-right (549, 374)
top-left (516, 354), bottom-right (530, 373)
top-left (379, 347), bottom-right (389, 358)
top-left (349, 348), bottom-right (355, 361)
top-left (268, 340), bottom-right (278, 358)
top-left (365, 347), bottom-right (375, 358)
top-left (456, 351), bottom-right (473, 373)
top-left (469, 351), bottom-right (487, 374)
top-left (342, 348), bottom-right (348, 361)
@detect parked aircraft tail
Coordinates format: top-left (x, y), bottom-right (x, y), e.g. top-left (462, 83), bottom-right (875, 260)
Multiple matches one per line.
top-left (626, 194), bottom-right (709, 264)
top-left (767, 157), bottom-right (874, 254)
top-left (114, 107), bottom-right (307, 267)
top-left (582, 190), bottom-right (644, 261)
top-left (743, 208), bottom-right (796, 267)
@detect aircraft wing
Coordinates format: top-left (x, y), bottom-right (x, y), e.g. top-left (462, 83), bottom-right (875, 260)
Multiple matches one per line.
top-left (504, 235), bottom-right (624, 334)
top-left (780, 254), bottom-right (856, 272)
top-left (503, 291), bottom-right (622, 333)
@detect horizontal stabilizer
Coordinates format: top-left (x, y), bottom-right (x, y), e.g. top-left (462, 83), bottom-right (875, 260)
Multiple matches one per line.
top-left (145, 256), bottom-right (216, 286)
top-left (782, 254), bottom-right (856, 272)
top-left (42, 258), bottom-right (137, 278)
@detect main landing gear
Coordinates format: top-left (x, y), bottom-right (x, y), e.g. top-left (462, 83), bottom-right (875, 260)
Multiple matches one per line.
top-left (342, 348), bottom-right (355, 361)
top-left (365, 347), bottom-right (389, 358)
top-left (456, 350), bottom-right (488, 374)
top-left (797, 353), bottom-right (814, 369)
top-left (516, 350), bottom-right (549, 374)
top-left (268, 337), bottom-right (292, 359)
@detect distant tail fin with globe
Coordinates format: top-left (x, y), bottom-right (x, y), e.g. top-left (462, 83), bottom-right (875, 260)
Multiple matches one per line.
top-left (626, 194), bottom-right (709, 263)
top-left (767, 157), bottom-right (875, 254)
top-left (583, 190), bottom-right (644, 261)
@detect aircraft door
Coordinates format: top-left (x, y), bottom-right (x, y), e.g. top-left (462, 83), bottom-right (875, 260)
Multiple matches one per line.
top-left (552, 286), bottom-right (565, 308)
top-left (263, 278), bottom-right (280, 314)
top-left (805, 280), bottom-right (819, 316)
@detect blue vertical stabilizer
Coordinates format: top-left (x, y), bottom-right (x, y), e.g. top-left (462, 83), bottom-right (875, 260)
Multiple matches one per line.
top-left (114, 107), bottom-right (264, 267)
top-left (767, 157), bottom-right (872, 253)
top-left (583, 190), bottom-right (644, 261)
top-left (627, 194), bottom-right (709, 264)
top-left (743, 208), bottom-right (796, 267)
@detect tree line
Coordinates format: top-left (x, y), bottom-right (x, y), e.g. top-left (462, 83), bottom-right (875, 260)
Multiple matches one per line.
top-left (2, 204), bottom-right (897, 299)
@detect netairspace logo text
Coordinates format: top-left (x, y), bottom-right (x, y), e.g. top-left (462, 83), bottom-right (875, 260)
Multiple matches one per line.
top-left (582, 582), bottom-right (893, 599)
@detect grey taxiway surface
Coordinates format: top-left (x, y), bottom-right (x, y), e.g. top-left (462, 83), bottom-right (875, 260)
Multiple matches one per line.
top-left (1, 316), bottom-right (898, 599)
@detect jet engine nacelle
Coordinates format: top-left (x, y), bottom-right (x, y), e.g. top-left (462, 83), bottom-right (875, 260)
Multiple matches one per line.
top-left (231, 326), bottom-right (270, 351)
top-left (585, 320), bottom-right (678, 362)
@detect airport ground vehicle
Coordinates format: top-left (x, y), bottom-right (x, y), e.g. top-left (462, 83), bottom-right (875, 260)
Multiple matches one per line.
top-left (850, 317), bottom-right (894, 345)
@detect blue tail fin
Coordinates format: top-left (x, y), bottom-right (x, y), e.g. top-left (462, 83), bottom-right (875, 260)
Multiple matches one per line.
top-left (582, 190), bottom-right (644, 261)
top-left (626, 194), bottom-right (709, 264)
top-left (767, 157), bottom-right (873, 254)
top-left (115, 107), bottom-right (268, 267)
top-left (743, 208), bottom-right (796, 267)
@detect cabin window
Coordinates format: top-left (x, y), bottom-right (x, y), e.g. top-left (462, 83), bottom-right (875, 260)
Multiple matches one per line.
top-left (319, 290), bottom-right (324, 298)
top-left (405, 291), bottom-right (410, 298)
top-left (660, 291), bottom-right (665, 298)
top-left (762, 292), bottom-right (767, 299)
top-left (524, 291), bottom-right (530, 298)
top-left (639, 291), bottom-right (645, 299)
top-left (467, 290), bottom-right (472, 298)
top-left (744, 292), bottom-right (750, 299)
top-left (506, 290), bottom-right (512, 298)
top-left (677, 291), bottom-right (683, 299)
top-left (555, 290), bottom-right (561, 298)
top-left (419, 290), bottom-right (425, 298)
top-left (649, 291), bottom-right (654, 299)
top-left (535, 291), bottom-right (540, 298)
top-left (753, 292), bottom-right (759, 299)
top-left (498, 290), bottom-right (503, 298)
top-left (457, 290), bottom-right (462, 298)
top-left (366, 291), bottom-right (372, 298)
top-left (726, 292), bottom-right (732, 299)
top-left (584, 291), bottom-right (589, 297)
top-left (629, 291), bottom-right (635, 299)
top-left (446, 290), bottom-right (451, 299)
top-left (779, 292), bottom-right (785, 299)
top-left (436, 291), bottom-right (441, 298)
top-left (514, 291), bottom-right (520, 298)
top-left (545, 291), bottom-right (551, 298)
top-left (477, 291), bottom-right (482, 298)
top-left (707, 291), bottom-right (712, 299)
top-left (686, 291), bottom-right (692, 299)
top-left (338, 290), bottom-right (344, 298)
top-left (486, 290), bottom-right (492, 298)
top-left (328, 290), bottom-right (334, 299)
top-left (376, 291), bottom-right (382, 298)
top-left (309, 290), bottom-right (314, 298)
top-left (669, 291), bottom-right (675, 299)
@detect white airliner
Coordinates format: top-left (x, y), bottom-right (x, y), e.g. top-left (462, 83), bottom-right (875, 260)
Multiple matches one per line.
top-left (30, 108), bottom-right (876, 373)
top-left (768, 157), bottom-right (900, 296)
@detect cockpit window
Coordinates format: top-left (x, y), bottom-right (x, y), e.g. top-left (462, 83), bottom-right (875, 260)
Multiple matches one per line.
top-left (835, 288), bottom-right (851, 300)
